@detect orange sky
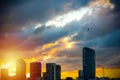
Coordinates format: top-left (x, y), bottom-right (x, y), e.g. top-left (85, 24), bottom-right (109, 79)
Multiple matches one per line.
top-left (1, 61), bottom-right (120, 79)
top-left (0, 0), bottom-right (120, 79)
top-left (61, 68), bottom-right (120, 79)
top-left (0, 36), bottom-right (120, 79)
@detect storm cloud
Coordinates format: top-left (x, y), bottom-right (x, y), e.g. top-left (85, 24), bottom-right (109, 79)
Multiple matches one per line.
top-left (0, 0), bottom-right (91, 33)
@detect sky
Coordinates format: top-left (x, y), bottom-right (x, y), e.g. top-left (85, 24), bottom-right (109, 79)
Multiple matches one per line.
top-left (0, 0), bottom-right (120, 79)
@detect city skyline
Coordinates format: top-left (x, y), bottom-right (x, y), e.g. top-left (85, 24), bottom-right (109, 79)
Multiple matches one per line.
top-left (1, 61), bottom-right (120, 79)
top-left (0, 0), bottom-right (120, 79)
top-left (0, 47), bottom-right (120, 80)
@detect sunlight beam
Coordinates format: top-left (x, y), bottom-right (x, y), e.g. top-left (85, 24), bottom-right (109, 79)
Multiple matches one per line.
top-left (45, 8), bottom-right (91, 27)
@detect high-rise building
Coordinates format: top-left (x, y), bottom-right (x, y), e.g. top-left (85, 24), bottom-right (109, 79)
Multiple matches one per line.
top-left (46, 63), bottom-right (61, 80)
top-left (1, 68), bottom-right (9, 80)
top-left (30, 62), bottom-right (41, 80)
top-left (82, 47), bottom-right (95, 80)
top-left (16, 59), bottom-right (26, 80)
top-left (56, 65), bottom-right (61, 80)
top-left (46, 63), bottom-right (56, 80)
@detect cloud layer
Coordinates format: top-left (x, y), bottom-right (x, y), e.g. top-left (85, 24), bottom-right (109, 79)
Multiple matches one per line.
top-left (0, 0), bottom-right (120, 72)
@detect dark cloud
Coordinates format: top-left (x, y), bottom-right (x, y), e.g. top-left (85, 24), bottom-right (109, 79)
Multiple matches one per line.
top-left (56, 46), bottom-right (82, 58)
top-left (0, 0), bottom-right (91, 34)
top-left (73, 8), bottom-right (120, 42)
top-left (14, 7), bottom-right (120, 51)
top-left (110, 0), bottom-right (120, 12)
top-left (0, 0), bottom-right (32, 33)
top-left (55, 46), bottom-right (120, 69)
top-left (33, 21), bottom-right (82, 44)
top-left (80, 30), bottom-right (120, 48)
top-left (74, 0), bottom-right (90, 6)
top-left (47, 57), bottom-right (82, 71)
top-left (0, 0), bottom-right (120, 70)
top-left (0, 0), bottom-right (30, 14)
top-left (35, 26), bottom-right (48, 34)
top-left (0, 0), bottom-right (91, 14)
top-left (95, 47), bottom-right (120, 68)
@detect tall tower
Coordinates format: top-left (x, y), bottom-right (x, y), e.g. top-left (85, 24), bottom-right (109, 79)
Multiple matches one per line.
top-left (16, 59), bottom-right (26, 80)
top-left (82, 47), bottom-right (95, 80)
top-left (46, 63), bottom-right (61, 80)
top-left (1, 68), bottom-right (9, 80)
top-left (56, 65), bottom-right (61, 80)
top-left (46, 63), bottom-right (56, 80)
top-left (30, 62), bottom-right (41, 80)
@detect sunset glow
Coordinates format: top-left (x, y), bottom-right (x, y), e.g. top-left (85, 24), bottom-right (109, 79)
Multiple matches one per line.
top-left (0, 0), bottom-right (120, 79)
top-left (1, 62), bottom-right (16, 76)
top-left (1, 63), bottom-right (120, 79)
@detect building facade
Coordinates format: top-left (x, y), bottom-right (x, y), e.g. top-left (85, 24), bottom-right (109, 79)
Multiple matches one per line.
top-left (82, 47), bottom-right (96, 80)
top-left (16, 59), bottom-right (26, 80)
top-left (1, 68), bottom-right (9, 80)
top-left (56, 65), bottom-right (61, 80)
top-left (46, 63), bottom-right (61, 80)
top-left (30, 62), bottom-right (41, 80)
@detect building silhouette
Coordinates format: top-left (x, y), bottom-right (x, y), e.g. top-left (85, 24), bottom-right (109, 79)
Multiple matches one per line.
top-left (82, 47), bottom-right (96, 80)
top-left (78, 70), bottom-right (83, 78)
top-left (43, 72), bottom-right (48, 80)
top-left (1, 68), bottom-right (9, 80)
top-left (66, 77), bottom-right (73, 80)
top-left (46, 63), bottom-right (61, 80)
top-left (76, 70), bottom-right (83, 80)
top-left (16, 59), bottom-right (26, 80)
top-left (46, 63), bottom-right (56, 80)
top-left (30, 62), bottom-right (41, 80)
top-left (56, 65), bottom-right (61, 80)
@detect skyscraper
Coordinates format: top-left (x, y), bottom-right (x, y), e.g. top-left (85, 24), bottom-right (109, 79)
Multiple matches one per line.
top-left (30, 62), bottom-right (41, 80)
top-left (82, 47), bottom-right (95, 80)
top-left (46, 63), bottom-right (56, 80)
top-left (1, 68), bottom-right (9, 80)
top-left (16, 59), bottom-right (26, 80)
top-left (56, 65), bottom-right (61, 80)
top-left (46, 63), bottom-right (61, 80)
